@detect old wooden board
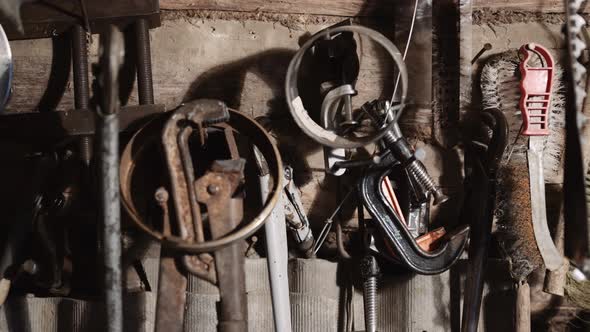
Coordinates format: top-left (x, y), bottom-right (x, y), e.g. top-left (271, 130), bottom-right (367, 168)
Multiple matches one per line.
top-left (160, 0), bottom-right (581, 15)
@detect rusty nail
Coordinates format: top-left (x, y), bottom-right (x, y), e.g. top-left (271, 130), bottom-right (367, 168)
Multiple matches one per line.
top-left (471, 43), bottom-right (492, 64)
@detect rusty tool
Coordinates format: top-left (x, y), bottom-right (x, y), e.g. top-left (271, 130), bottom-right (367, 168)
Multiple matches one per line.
top-left (518, 43), bottom-right (563, 271)
top-left (153, 188), bottom-right (187, 332)
top-left (161, 100), bottom-right (228, 282)
top-left (120, 99), bottom-right (283, 331)
top-left (120, 101), bottom-right (283, 253)
top-left (196, 159), bottom-right (248, 332)
top-left (461, 108), bottom-right (508, 332)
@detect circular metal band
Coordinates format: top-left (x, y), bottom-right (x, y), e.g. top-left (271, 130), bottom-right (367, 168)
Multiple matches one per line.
top-left (285, 25), bottom-right (408, 149)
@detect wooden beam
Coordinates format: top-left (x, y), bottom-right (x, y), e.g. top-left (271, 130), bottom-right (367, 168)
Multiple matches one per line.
top-left (159, 0), bottom-right (395, 17)
top-left (160, 0), bottom-right (576, 16)
top-left (473, 0), bottom-right (565, 12)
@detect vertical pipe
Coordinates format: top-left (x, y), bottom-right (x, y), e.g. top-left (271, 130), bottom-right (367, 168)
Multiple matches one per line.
top-left (99, 27), bottom-right (124, 332)
top-left (101, 111), bottom-right (122, 332)
top-left (134, 19), bottom-right (154, 105)
top-left (261, 174), bottom-right (293, 332)
top-left (71, 25), bottom-right (93, 165)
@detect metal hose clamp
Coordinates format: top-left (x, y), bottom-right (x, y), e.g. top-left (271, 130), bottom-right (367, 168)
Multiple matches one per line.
top-left (285, 25), bottom-right (408, 149)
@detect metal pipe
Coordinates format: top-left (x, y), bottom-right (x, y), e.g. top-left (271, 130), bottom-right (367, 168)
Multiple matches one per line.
top-left (98, 26), bottom-right (124, 332)
top-left (134, 18), bottom-right (154, 105)
top-left (260, 171), bottom-right (292, 332)
top-left (100, 112), bottom-right (122, 332)
top-left (71, 25), bottom-right (92, 165)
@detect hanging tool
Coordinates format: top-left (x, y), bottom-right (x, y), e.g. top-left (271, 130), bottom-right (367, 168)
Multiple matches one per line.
top-left (461, 108), bottom-right (508, 332)
top-left (518, 43), bottom-right (564, 271)
top-left (363, 100), bottom-right (448, 205)
top-left (120, 100), bottom-right (283, 331)
top-left (195, 159), bottom-right (248, 332)
top-left (310, 20), bottom-right (360, 175)
top-left (161, 100), bottom-right (227, 282)
top-left (121, 101), bottom-right (283, 253)
top-left (254, 148), bottom-right (292, 332)
top-left (283, 166), bottom-right (315, 256)
top-left (357, 99), bottom-right (468, 274)
top-left (358, 157), bottom-right (469, 275)
top-left (95, 25), bottom-right (124, 332)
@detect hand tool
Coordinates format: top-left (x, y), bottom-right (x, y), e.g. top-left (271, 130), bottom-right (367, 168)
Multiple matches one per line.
top-left (480, 47), bottom-right (565, 332)
top-left (363, 100), bottom-right (448, 205)
top-left (95, 25), bottom-right (124, 332)
top-left (518, 43), bottom-right (563, 271)
top-left (120, 101), bottom-right (283, 253)
top-left (161, 100), bottom-right (227, 282)
top-left (283, 166), bottom-right (315, 256)
top-left (254, 147), bottom-right (292, 332)
top-left (153, 187), bottom-right (187, 332)
top-left (358, 154), bottom-right (469, 275)
top-left (195, 159), bottom-right (248, 332)
top-left (120, 99), bottom-right (283, 331)
top-left (310, 20), bottom-right (360, 175)
top-left (461, 108), bottom-right (508, 332)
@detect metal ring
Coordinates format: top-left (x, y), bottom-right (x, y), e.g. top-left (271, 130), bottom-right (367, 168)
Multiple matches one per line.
top-left (120, 107), bottom-right (283, 253)
top-left (285, 25), bottom-right (408, 149)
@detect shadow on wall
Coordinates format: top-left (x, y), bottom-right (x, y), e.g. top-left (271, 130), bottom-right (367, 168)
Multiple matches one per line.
top-left (182, 48), bottom-right (324, 188)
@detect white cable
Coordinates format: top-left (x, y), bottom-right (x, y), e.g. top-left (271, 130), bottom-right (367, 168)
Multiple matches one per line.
top-left (391, 0), bottom-right (419, 105)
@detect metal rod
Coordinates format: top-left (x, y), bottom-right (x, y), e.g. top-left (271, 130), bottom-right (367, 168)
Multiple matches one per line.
top-left (71, 25), bottom-right (93, 165)
top-left (98, 26), bottom-right (124, 332)
top-left (101, 112), bottom-right (122, 332)
top-left (134, 19), bottom-right (154, 105)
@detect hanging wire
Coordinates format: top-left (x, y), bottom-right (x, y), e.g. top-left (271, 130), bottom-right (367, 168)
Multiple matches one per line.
top-left (391, 0), bottom-right (419, 105)
top-left (313, 189), bottom-right (354, 255)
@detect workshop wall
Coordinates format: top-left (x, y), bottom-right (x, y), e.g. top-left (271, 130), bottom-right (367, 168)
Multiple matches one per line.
top-left (3, 1), bottom-right (586, 331)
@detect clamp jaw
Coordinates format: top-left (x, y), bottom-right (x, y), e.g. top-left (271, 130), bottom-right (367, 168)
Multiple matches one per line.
top-left (359, 159), bottom-right (470, 275)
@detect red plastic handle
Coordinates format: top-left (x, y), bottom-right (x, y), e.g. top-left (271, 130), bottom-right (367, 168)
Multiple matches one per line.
top-left (518, 43), bottom-right (554, 136)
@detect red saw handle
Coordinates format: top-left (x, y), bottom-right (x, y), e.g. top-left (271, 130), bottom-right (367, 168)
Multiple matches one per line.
top-left (518, 43), bottom-right (554, 136)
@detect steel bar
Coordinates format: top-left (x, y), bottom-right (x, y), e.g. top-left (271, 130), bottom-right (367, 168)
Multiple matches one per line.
top-left (98, 26), bottom-right (124, 332)
top-left (71, 24), bottom-right (93, 165)
top-left (134, 18), bottom-right (154, 105)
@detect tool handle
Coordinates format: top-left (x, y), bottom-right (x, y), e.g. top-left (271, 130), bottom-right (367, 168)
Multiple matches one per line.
top-left (515, 281), bottom-right (531, 332)
top-left (519, 43), bottom-right (554, 136)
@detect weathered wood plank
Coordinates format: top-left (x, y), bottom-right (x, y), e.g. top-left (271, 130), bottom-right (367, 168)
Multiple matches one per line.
top-left (159, 0), bottom-right (395, 17)
top-left (473, 0), bottom-right (565, 12)
top-left (160, 0), bottom-right (576, 15)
